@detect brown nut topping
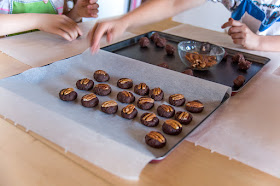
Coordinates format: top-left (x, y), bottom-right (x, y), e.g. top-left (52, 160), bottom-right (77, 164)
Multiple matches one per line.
top-left (122, 104), bottom-right (135, 114)
top-left (170, 94), bottom-right (184, 101)
top-left (139, 97), bottom-right (154, 104)
top-left (119, 78), bottom-right (132, 84)
top-left (97, 84), bottom-right (110, 90)
top-left (61, 88), bottom-right (74, 95)
top-left (147, 131), bottom-right (165, 143)
top-left (152, 88), bottom-right (162, 96)
top-left (80, 78), bottom-right (90, 85)
top-left (186, 101), bottom-right (203, 108)
top-left (138, 83), bottom-right (147, 90)
top-left (82, 93), bottom-right (96, 101)
top-left (165, 119), bottom-right (182, 129)
top-left (102, 100), bottom-right (117, 108)
top-left (161, 105), bottom-right (173, 112)
top-left (185, 52), bottom-right (217, 69)
top-left (95, 70), bottom-right (106, 75)
top-left (122, 91), bottom-right (132, 97)
top-left (143, 113), bottom-right (157, 122)
top-left (178, 112), bottom-right (190, 120)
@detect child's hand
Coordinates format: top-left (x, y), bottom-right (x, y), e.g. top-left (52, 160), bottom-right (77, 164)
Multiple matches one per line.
top-left (221, 18), bottom-right (261, 50)
top-left (72, 0), bottom-right (99, 21)
top-left (37, 14), bottom-right (83, 41)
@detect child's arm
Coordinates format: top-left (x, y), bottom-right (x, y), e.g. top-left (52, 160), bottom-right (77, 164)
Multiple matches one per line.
top-left (222, 18), bottom-right (280, 52)
top-left (88, 0), bottom-right (206, 53)
top-left (0, 13), bottom-right (82, 41)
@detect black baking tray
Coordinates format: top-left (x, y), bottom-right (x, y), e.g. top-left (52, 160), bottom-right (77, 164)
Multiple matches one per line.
top-left (102, 31), bottom-right (270, 93)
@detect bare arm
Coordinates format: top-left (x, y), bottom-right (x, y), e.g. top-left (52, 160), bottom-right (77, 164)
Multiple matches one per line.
top-left (258, 36), bottom-right (280, 52)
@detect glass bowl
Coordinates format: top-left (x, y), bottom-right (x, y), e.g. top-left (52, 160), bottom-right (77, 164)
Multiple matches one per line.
top-left (178, 40), bottom-right (225, 70)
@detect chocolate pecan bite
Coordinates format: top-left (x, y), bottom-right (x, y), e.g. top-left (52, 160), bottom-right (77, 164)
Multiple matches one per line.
top-left (150, 32), bottom-right (160, 42)
top-left (175, 111), bottom-right (193, 125)
top-left (149, 87), bottom-right (164, 101)
top-left (165, 44), bottom-right (175, 55)
top-left (137, 97), bottom-right (154, 110)
top-left (169, 94), bottom-right (186, 106)
top-left (157, 62), bottom-right (169, 69)
top-left (162, 119), bottom-right (183, 135)
top-left (134, 83), bottom-right (150, 96)
top-left (185, 100), bottom-right (204, 113)
top-left (117, 78), bottom-right (133, 89)
top-left (139, 37), bottom-right (150, 48)
top-left (232, 53), bottom-right (245, 63)
top-left (59, 88), bottom-right (77, 101)
top-left (155, 37), bottom-right (166, 48)
top-left (145, 131), bottom-right (166, 148)
top-left (93, 70), bottom-right (110, 82)
top-left (117, 91), bottom-right (135, 104)
top-left (81, 93), bottom-right (99, 108)
top-left (76, 78), bottom-right (94, 90)
top-left (140, 113), bottom-right (159, 127)
top-left (101, 100), bottom-right (118, 114)
top-left (93, 84), bottom-right (111, 96)
top-left (157, 104), bottom-right (175, 118)
top-left (238, 59), bottom-right (252, 71)
top-left (121, 104), bottom-right (138, 119)
top-left (182, 69), bottom-right (194, 76)
top-left (233, 75), bottom-right (245, 88)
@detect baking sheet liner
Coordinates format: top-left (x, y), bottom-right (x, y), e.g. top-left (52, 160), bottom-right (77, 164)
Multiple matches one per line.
top-left (0, 49), bottom-right (230, 179)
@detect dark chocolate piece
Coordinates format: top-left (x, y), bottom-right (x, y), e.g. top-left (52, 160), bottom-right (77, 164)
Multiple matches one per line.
top-left (93, 70), bottom-right (110, 82)
top-left (76, 78), bottom-right (94, 91)
top-left (232, 53), bottom-right (245, 63)
top-left (81, 93), bottom-right (99, 108)
top-left (139, 37), bottom-right (150, 48)
top-left (175, 111), bottom-right (193, 125)
top-left (233, 75), bottom-right (245, 88)
top-left (157, 104), bottom-right (175, 118)
top-left (150, 32), bottom-right (160, 42)
top-left (162, 119), bottom-right (182, 135)
top-left (200, 42), bottom-right (211, 54)
top-left (137, 97), bottom-right (154, 110)
top-left (165, 44), bottom-right (175, 55)
top-left (169, 94), bottom-right (186, 107)
top-left (185, 100), bottom-right (204, 113)
top-left (59, 88), bottom-right (77, 101)
top-left (145, 131), bottom-right (166, 148)
top-left (238, 59), bottom-right (252, 71)
top-left (117, 91), bottom-right (135, 104)
top-left (150, 87), bottom-right (164, 101)
top-left (117, 78), bottom-right (133, 89)
top-left (140, 113), bottom-right (159, 127)
top-left (155, 37), bottom-right (166, 48)
top-left (93, 84), bottom-right (111, 96)
top-left (157, 62), bottom-right (169, 69)
top-left (134, 83), bottom-right (150, 96)
top-left (121, 104), bottom-right (138, 119)
top-left (182, 69), bottom-right (194, 76)
top-left (101, 100), bottom-right (118, 114)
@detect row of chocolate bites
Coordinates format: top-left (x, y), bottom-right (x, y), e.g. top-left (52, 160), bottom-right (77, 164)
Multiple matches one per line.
top-left (59, 70), bottom-right (204, 148)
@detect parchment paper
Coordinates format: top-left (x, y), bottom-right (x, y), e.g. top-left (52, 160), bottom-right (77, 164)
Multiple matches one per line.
top-left (0, 21), bottom-right (135, 67)
top-left (0, 49), bottom-right (230, 179)
top-left (164, 24), bottom-right (280, 178)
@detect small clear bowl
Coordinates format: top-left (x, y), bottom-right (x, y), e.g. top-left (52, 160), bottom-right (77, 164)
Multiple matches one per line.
top-left (178, 40), bottom-right (225, 70)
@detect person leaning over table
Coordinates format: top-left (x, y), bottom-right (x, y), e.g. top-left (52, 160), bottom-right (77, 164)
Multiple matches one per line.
top-left (0, 0), bottom-right (99, 41)
top-left (88, 0), bottom-right (280, 52)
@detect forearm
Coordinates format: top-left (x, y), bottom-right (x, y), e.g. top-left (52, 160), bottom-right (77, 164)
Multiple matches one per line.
top-left (0, 14), bottom-right (39, 36)
top-left (121, 0), bottom-right (206, 29)
top-left (258, 35), bottom-right (280, 52)
top-left (65, 9), bottom-right (82, 22)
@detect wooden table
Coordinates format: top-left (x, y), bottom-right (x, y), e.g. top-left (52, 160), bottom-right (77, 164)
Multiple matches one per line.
top-left (0, 19), bottom-right (279, 186)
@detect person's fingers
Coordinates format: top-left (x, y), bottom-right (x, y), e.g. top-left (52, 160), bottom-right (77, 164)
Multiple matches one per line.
top-left (59, 22), bottom-right (79, 40)
top-left (228, 26), bottom-right (243, 35)
top-left (87, 3), bottom-right (99, 9)
top-left (221, 21), bottom-right (231, 29)
top-left (230, 32), bottom-right (245, 39)
top-left (221, 18), bottom-right (243, 28)
top-left (232, 38), bottom-right (244, 45)
top-left (62, 16), bottom-right (83, 37)
top-left (91, 23), bottom-right (109, 52)
top-left (89, 0), bottom-right (97, 4)
top-left (55, 28), bottom-right (72, 41)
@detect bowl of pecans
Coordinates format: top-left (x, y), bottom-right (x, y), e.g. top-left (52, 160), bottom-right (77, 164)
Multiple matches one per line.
top-left (178, 40), bottom-right (225, 70)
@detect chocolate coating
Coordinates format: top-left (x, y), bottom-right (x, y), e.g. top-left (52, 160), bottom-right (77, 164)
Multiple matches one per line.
top-left (233, 75), bottom-right (245, 88)
top-left (139, 37), bottom-right (150, 48)
top-left (101, 100), bottom-right (118, 114)
top-left (155, 37), bottom-right (166, 48)
top-left (232, 53), bottom-right (245, 63)
top-left (93, 70), bottom-right (110, 82)
top-left (157, 62), bottom-right (169, 69)
top-left (140, 113), bottom-right (159, 127)
top-left (134, 83), bottom-right (150, 96)
top-left (182, 69), bottom-right (194, 76)
top-left (150, 32), bottom-right (160, 42)
top-left (149, 88), bottom-right (164, 101)
top-left (93, 84), bottom-right (111, 96)
top-left (137, 97), bottom-right (154, 110)
top-left (117, 78), bottom-right (133, 89)
top-left (117, 91), bottom-right (135, 103)
top-left (145, 131), bottom-right (166, 148)
top-left (121, 104), bottom-right (138, 119)
top-left (165, 44), bottom-right (175, 55)
top-left (59, 88), bottom-right (77, 101)
top-left (185, 100), bottom-right (204, 113)
top-left (169, 94), bottom-right (186, 106)
top-left (175, 111), bottom-right (193, 125)
top-left (238, 59), bottom-right (252, 71)
top-left (162, 119), bottom-right (182, 135)
top-left (157, 104), bottom-right (175, 118)
top-left (81, 93), bottom-right (99, 108)
top-left (76, 78), bottom-right (94, 90)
